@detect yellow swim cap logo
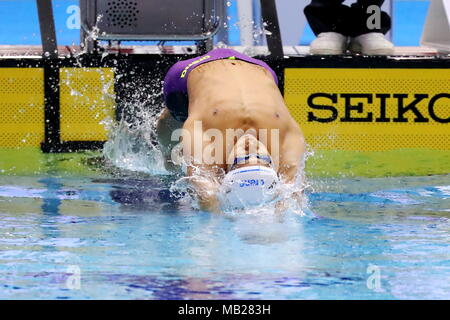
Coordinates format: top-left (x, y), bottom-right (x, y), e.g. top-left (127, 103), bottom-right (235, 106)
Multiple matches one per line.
top-left (180, 55), bottom-right (211, 78)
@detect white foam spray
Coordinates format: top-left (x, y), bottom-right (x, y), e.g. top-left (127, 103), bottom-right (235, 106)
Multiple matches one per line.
top-left (102, 85), bottom-right (168, 175)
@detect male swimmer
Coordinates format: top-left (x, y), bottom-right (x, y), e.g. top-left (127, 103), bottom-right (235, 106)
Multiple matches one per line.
top-left (157, 48), bottom-right (305, 212)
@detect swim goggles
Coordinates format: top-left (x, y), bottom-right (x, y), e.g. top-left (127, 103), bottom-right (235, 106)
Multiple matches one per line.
top-left (230, 154), bottom-right (272, 170)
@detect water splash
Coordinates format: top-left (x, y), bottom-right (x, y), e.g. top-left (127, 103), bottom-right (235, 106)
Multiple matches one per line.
top-left (172, 146), bottom-right (314, 216)
top-left (102, 84), bottom-right (168, 175)
top-left (102, 117), bottom-right (167, 175)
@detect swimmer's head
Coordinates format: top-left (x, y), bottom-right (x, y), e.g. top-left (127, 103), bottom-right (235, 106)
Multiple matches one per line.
top-left (220, 165), bottom-right (280, 210)
top-left (221, 134), bottom-right (279, 210)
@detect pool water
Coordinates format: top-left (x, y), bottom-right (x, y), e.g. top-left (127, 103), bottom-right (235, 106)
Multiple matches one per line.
top-left (0, 153), bottom-right (449, 300)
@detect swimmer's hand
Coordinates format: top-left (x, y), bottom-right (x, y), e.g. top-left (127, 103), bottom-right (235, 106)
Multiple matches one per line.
top-left (187, 172), bottom-right (222, 213)
top-left (275, 186), bottom-right (304, 214)
top-left (198, 195), bottom-right (221, 213)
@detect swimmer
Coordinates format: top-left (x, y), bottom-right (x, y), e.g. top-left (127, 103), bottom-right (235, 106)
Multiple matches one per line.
top-left (157, 48), bottom-right (306, 212)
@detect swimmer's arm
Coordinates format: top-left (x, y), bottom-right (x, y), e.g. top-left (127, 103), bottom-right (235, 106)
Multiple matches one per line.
top-left (279, 123), bottom-right (305, 183)
top-left (156, 107), bottom-right (183, 171)
top-left (277, 124), bottom-right (306, 211)
top-left (182, 118), bottom-right (222, 213)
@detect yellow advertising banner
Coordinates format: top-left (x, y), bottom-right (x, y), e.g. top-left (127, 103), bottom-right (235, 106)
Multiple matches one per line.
top-left (285, 68), bottom-right (450, 151)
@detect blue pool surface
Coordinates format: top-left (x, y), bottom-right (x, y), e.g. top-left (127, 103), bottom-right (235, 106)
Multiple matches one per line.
top-left (0, 165), bottom-right (449, 299)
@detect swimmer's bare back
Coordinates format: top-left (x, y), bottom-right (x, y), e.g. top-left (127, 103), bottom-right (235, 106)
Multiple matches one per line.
top-left (182, 59), bottom-right (306, 182)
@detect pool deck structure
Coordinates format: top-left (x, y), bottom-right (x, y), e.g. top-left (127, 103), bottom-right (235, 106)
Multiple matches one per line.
top-left (0, 45), bottom-right (444, 57)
